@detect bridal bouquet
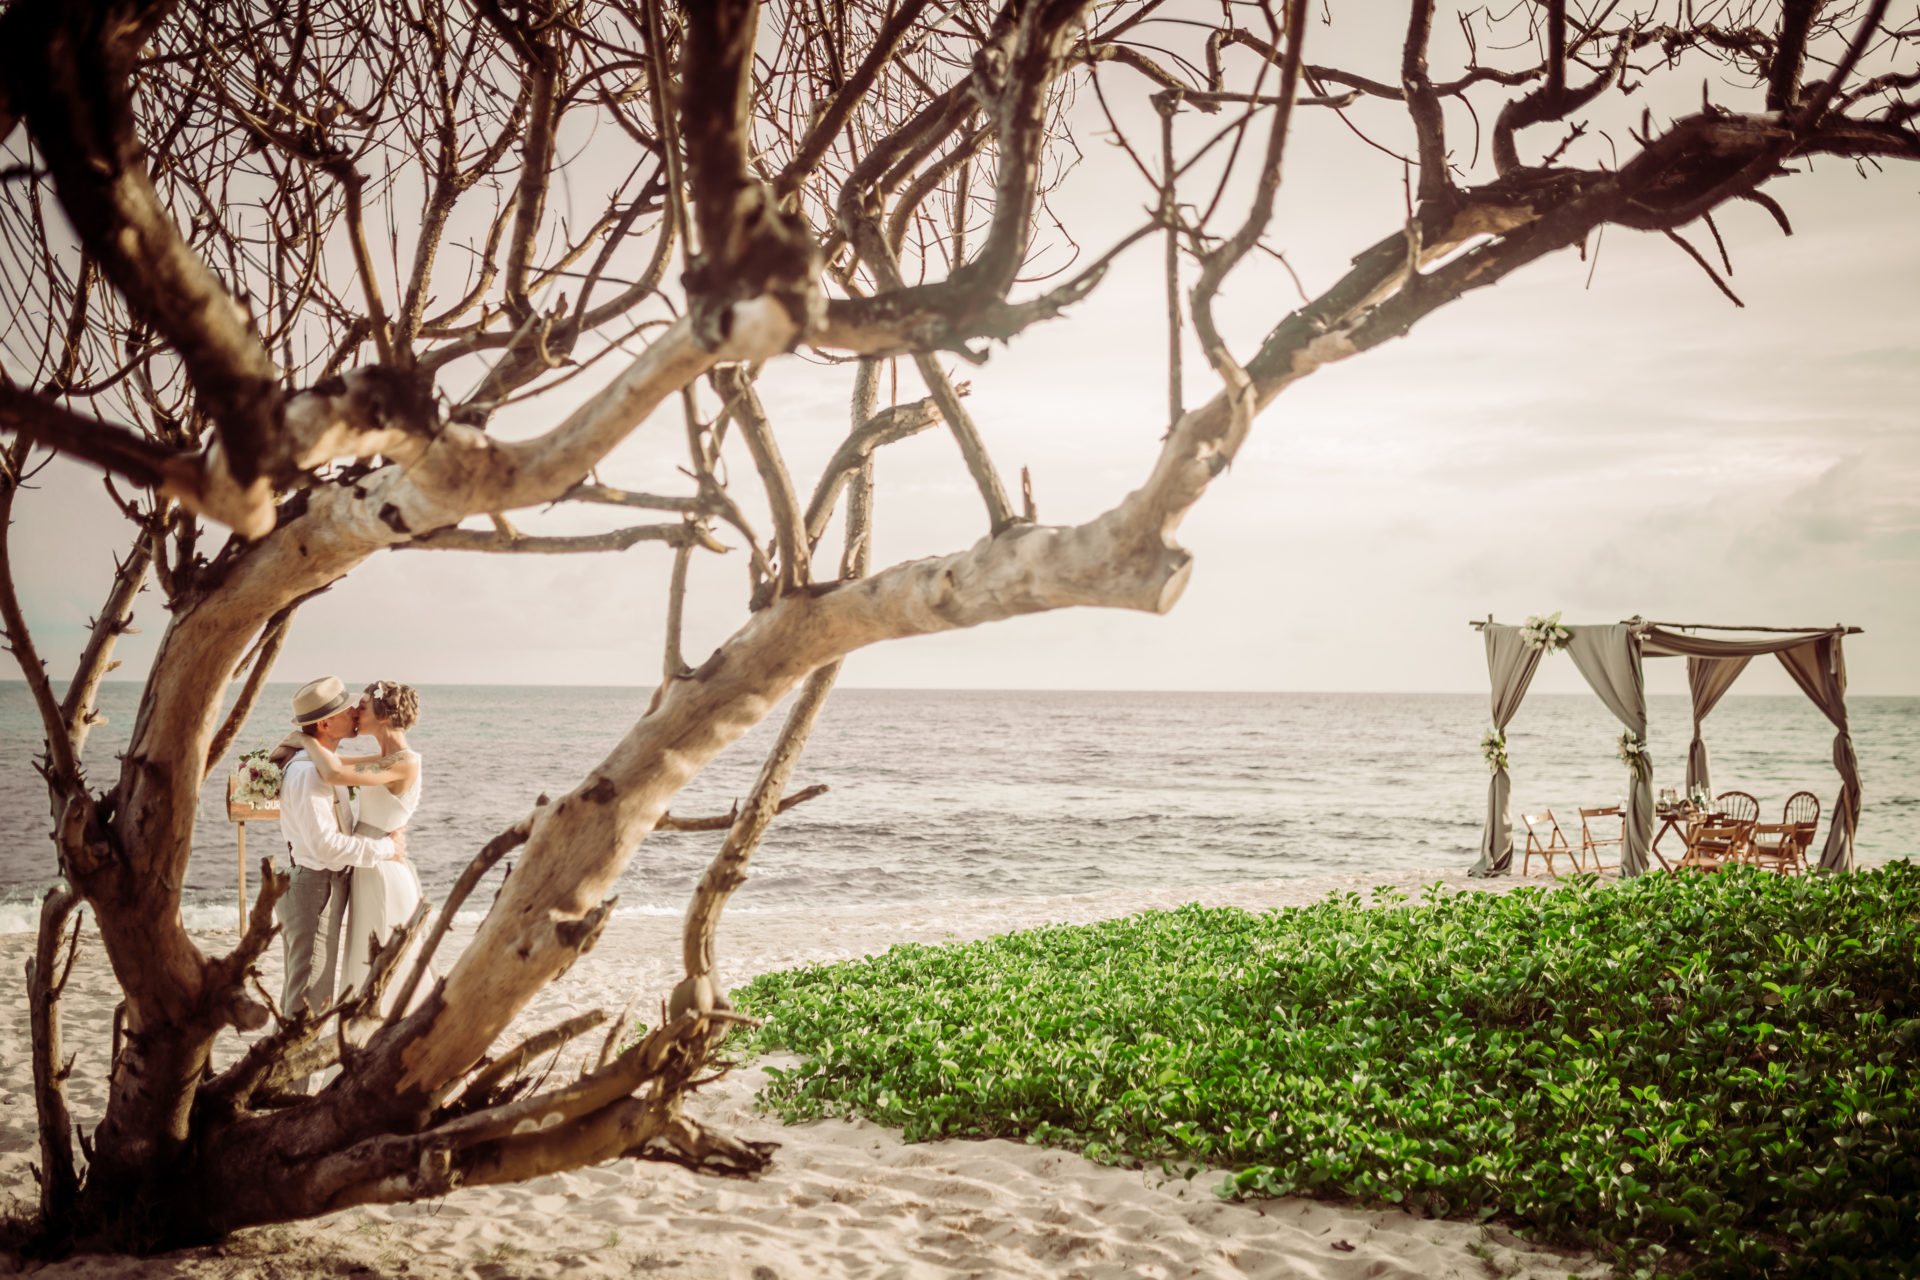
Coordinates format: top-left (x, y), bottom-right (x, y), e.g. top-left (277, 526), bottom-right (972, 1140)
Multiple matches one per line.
top-left (1480, 728), bottom-right (1509, 774)
top-left (1615, 730), bottom-right (1650, 782)
top-left (232, 748), bottom-right (284, 805)
top-left (1520, 611), bottom-right (1571, 653)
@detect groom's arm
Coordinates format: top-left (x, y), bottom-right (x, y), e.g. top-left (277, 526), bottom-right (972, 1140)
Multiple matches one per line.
top-left (281, 766), bottom-right (396, 870)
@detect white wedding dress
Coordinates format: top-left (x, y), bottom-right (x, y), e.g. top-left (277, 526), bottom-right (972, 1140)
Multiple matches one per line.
top-left (341, 753), bottom-right (428, 1013)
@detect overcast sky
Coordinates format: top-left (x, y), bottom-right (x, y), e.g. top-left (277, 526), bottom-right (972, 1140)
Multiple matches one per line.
top-left (13, 7), bottom-right (1919, 698)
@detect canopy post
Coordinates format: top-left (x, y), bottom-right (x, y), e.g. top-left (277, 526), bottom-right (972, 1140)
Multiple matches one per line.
top-left (1469, 624), bottom-right (1543, 878)
top-left (1565, 624), bottom-right (1652, 877)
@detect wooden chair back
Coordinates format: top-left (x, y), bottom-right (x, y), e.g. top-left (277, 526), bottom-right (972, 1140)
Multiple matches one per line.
top-left (1683, 824), bottom-right (1747, 870)
top-left (1521, 810), bottom-right (1573, 877)
top-left (1715, 791), bottom-right (1760, 825)
top-left (1578, 806), bottom-right (1623, 873)
top-left (1784, 791), bottom-right (1821, 825)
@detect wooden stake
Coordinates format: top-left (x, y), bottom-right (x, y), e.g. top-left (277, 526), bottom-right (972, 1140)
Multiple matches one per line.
top-left (237, 821), bottom-right (247, 933)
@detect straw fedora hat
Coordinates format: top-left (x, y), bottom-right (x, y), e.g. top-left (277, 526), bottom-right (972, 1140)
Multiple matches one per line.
top-left (290, 676), bottom-right (353, 726)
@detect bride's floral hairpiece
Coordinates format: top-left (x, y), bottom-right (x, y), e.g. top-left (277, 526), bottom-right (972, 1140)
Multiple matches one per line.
top-left (364, 679), bottom-right (420, 730)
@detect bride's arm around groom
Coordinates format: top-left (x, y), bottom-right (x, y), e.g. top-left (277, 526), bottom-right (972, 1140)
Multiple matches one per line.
top-left (290, 732), bottom-right (419, 795)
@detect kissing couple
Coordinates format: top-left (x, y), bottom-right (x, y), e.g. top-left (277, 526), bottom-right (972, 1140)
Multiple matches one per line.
top-left (271, 676), bottom-right (429, 1038)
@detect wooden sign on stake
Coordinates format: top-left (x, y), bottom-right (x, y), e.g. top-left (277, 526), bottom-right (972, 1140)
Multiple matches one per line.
top-left (226, 775), bottom-right (279, 932)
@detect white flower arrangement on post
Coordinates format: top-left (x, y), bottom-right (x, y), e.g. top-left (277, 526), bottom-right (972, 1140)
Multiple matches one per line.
top-left (230, 747), bottom-right (284, 806)
top-left (1520, 612), bottom-right (1571, 653)
top-left (1615, 731), bottom-right (1651, 783)
top-left (1480, 729), bottom-right (1509, 774)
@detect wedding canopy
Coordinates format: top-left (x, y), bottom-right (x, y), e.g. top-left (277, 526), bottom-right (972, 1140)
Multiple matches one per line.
top-left (1467, 617), bottom-right (1863, 879)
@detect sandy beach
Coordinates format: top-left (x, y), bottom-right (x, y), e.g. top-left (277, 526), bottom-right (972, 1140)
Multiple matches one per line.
top-left (0, 868), bottom-right (1614, 1278)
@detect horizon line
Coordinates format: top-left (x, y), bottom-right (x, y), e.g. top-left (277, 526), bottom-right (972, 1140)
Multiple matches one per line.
top-left (7, 680), bottom-right (1913, 698)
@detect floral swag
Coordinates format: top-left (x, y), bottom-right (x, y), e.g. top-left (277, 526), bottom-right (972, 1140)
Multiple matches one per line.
top-left (1480, 729), bottom-right (1509, 774)
top-left (1520, 612), bottom-right (1571, 653)
top-left (1615, 730), bottom-right (1651, 783)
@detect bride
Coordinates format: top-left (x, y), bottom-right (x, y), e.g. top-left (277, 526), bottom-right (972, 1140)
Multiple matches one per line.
top-left (298, 680), bottom-right (427, 1013)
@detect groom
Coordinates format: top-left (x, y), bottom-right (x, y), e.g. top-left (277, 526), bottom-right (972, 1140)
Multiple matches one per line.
top-left (274, 676), bottom-right (407, 1028)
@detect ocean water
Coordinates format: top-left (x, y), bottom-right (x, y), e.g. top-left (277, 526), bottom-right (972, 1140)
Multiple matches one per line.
top-left (0, 684), bottom-right (1914, 932)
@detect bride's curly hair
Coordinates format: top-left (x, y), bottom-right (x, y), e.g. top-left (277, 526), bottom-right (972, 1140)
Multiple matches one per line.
top-left (364, 680), bottom-right (420, 730)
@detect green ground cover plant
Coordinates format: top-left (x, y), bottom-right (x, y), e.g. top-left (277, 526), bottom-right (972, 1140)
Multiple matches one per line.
top-left (735, 864), bottom-right (1920, 1278)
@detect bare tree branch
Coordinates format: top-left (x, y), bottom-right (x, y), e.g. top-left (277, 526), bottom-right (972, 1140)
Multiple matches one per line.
top-left (776, 0), bottom-right (934, 198)
top-left (61, 527), bottom-right (154, 764)
top-left (1402, 0), bottom-right (1452, 201)
top-left (711, 365), bottom-right (808, 594)
top-left (0, 438), bottom-right (77, 789)
top-left (803, 394), bottom-right (944, 546)
top-left (2, 0), bottom-right (289, 513)
top-left (679, 0), bottom-right (821, 356)
top-left (654, 783), bottom-right (828, 832)
top-left (205, 602), bottom-right (299, 777)
top-left (455, 1010), bottom-right (608, 1109)
top-left (562, 484), bottom-right (714, 516)
top-left (400, 523), bottom-right (719, 555)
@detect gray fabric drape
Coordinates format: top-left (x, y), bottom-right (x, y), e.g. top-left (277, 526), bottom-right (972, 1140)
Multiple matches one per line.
top-left (1684, 655), bottom-right (1752, 795)
top-left (1565, 624), bottom-right (1652, 876)
top-left (1641, 627), bottom-right (1828, 659)
top-left (1469, 625), bottom-right (1544, 877)
top-left (1776, 636), bottom-right (1859, 871)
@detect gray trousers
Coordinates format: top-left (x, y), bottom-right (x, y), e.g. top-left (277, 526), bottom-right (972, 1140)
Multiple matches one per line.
top-left (278, 863), bottom-right (352, 1020)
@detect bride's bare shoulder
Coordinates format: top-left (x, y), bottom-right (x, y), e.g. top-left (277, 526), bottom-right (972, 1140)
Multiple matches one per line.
top-left (350, 750), bottom-right (417, 771)
top-left (340, 749), bottom-right (420, 793)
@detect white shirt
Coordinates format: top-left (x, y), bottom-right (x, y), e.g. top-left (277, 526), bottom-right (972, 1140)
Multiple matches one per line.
top-left (277, 756), bottom-right (395, 871)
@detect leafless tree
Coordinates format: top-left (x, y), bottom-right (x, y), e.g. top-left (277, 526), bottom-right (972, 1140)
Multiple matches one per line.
top-left (0, 0), bottom-right (1913, 1249)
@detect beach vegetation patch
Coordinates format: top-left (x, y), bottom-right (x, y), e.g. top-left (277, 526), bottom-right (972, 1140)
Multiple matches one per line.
top-left (737, 864), bottom-right (1920, 1279)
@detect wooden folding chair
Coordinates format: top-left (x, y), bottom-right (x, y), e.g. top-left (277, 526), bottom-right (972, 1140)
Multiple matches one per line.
top-left (1680, 803), bottom-right (1716, 850)
top-left (1747, 822), bottom-right (1802, 874)
top-left (1780, 794), bottom-right (1820, 869)
top-left (1521, 810), bottom-right (1574, 877)
top-left (1789, 819), bottom-right (1821, 869)
top-left (1578, 806), bottom-right (1623, 874)
top-left (1716, 790), bottom-right (1760, 825)
top-left (1677, 824), bottom-right (1746, 873)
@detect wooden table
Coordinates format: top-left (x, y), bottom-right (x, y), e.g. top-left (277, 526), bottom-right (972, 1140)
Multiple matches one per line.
top-left (1652, 807), bottom-right (1728, 873)
top-left (1650, 808), bottom-right (1692, 872)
